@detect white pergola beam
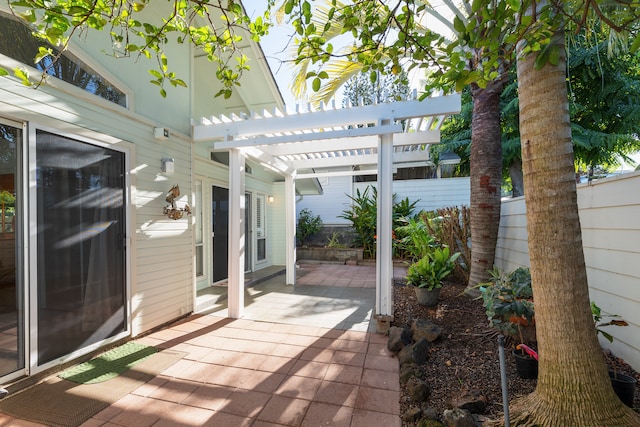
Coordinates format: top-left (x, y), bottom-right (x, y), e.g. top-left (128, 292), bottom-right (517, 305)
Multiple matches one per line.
top-left (295, 169), bottom-right (380, 179)
top-left (241, 147), bottom-right (295, 175)
top-left (214, 124), bottom-right (403, 149)
top-left (262, 130), bottom-right (440, 156)
top-left (193, 95), bottom-right (461, 140)
top-left (290, 150), bottom-right (430, 169)
top-left (291, 154), bottom-right (379, 169)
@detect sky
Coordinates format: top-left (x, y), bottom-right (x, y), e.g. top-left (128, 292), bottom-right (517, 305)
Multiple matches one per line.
top-left (247, 3), bottom-right (640, 170)
top-left (247, 3), bottom-right (301, 110)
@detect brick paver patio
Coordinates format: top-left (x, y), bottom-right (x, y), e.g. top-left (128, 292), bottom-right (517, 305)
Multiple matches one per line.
top-left (0, 263), bottom-right (404, 426)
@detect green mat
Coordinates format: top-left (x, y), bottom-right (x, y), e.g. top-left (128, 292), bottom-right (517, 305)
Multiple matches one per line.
top-left (58, 342), bottom-right (158, 384)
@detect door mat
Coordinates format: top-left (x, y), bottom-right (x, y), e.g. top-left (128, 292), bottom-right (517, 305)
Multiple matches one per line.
top-left (59, 342), bottom-right (157, 384)
top-left (0, 349), bottom-right (186, 427)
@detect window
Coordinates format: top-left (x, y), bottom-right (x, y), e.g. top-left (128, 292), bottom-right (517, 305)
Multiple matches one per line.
top-left (256, 194), bottom-right (266, 261)
top-left (194, 180), bottom-right (204, 277)
top-left (0, 12), bottom-right (127, 107)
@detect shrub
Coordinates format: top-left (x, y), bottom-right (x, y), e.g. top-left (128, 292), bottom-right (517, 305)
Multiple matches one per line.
top-left (406, 246), bottom-right (461, 290)
top-left (339, 186), bottom-right (417, 259)
top-left (297, 208), bottom-right (323, 246)
top-left (478, 267), bottom-right (535, 340)
top-left (421, 206), bottom-right (470, 283)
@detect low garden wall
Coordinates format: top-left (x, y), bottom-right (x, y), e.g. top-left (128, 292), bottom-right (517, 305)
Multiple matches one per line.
top-left (296, 246), bottom-right (364, 263)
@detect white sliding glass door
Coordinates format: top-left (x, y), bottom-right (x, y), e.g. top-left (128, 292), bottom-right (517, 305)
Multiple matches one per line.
top-left (0, 120), bottom-right (24, 381)
top-left (35, 130), bottom-right (127, 365)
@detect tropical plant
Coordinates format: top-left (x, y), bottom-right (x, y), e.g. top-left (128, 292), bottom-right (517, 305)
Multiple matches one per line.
top-left (338, 187), bottom-right (377, 258)
top-left (439, 35), bottom-right (640, 197)
top-left (421, 206), bottom-right (471, 283)
top-left (338, 186), bottom-right (417, 259)
top-left (591, 301), bottom-right (629, 343)
top-left (342, 67), bottom-right (410, 108)
top-left (296, 208), bottom-right (323, 246)
top-left (406, 246), bottom-right (460, 290)
top-left (326, 232), bottom-right (345, 248)
top-left (394, 216), bottom-right (436, 262)
top-left (479, 267), bottom-right (535, 338)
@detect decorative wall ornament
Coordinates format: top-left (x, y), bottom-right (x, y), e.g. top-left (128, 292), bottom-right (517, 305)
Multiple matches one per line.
top-left (163, 184), bottom-right (191, 220)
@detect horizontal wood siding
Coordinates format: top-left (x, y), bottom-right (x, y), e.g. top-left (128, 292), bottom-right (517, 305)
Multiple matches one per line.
top-left (271, 183), bottom-right (287, 265)
top-left (1, 73), bottom-right (194, 338)
top-left (297, 172), bottom-right (353, 225)
top-left (352, 178), bottom-right (471, 214)
top-left (298, 177), bottom-right (471, 226)
top-left (495, 172), bottom-right (640, 370)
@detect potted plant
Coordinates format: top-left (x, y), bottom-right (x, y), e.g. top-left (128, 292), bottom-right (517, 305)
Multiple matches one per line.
top-left (479, 267), bottom-right (535, 339)
top-left (478, 267), bottom-right (537, 378)
top-left (406, 246), bottom-right (460, 306)
top-left (592, 302), bottom-right (636, 407)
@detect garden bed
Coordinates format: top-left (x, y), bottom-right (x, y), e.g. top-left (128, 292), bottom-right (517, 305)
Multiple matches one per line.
top-left (393, 278), bottom-right (640, 425)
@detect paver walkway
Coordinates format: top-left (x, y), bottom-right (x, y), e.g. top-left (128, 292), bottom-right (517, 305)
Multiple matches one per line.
top-left (0, 263), bottom-right (404, 426)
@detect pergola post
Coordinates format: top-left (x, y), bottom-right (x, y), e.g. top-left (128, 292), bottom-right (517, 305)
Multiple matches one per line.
top-left (375, 119), bottom-right (394, 332)
top-left (228, 148), bottom-right (245, 318)
top-left (285, 173), bottom-right (296, 285)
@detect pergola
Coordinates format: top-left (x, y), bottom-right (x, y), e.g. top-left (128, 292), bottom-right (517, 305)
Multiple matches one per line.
top-left (193, 93), bottom-right (461, 330)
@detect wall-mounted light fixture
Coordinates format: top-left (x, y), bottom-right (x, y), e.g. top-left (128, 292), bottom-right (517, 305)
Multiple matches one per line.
top-left (267, 195), bottom-right (275, 204)
top-left (154, 127), bottom-right (170, 139)
top-left (161, 157), bottom-right (175, 173)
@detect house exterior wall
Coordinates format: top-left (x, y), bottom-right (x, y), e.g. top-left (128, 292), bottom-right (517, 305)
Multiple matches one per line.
top-left (385, 177), bottom-right (471, 213)
top-left (0, 66), bottom-right (194, 339)
top-left (271, 182), bottom-right (288, 266)
top-left (296, 176), bottom-right (471, 226)
top-left (0, 4), bottom-right (284, 381)
top-left (495, 171), bottom-right (640, 371)
top-left (296, 169), bottom-right (353, 225)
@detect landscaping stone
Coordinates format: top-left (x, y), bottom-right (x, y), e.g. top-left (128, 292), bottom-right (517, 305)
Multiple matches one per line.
top-left (412, 318), bottom-right (443, 342)
top-left (447, 390), bottom-right (487, 413)
top-left (399, 338), bottom-right (430, 366)
top-left (442, 408), bottom-right (475, 427)
top-left (407, 376), bottom-right (431, 402)
top-left (403, 407), bottom-right (423, 422)
top-left (388, 325), bottom-right (411, 352)
top-left (399, 362), bottom-right (422, 384)
top-left (417, 420), bottom-right (445, 427)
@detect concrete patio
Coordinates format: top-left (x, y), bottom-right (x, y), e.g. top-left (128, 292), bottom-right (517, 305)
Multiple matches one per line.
top-left (0, 262), bottom-right (407, 426)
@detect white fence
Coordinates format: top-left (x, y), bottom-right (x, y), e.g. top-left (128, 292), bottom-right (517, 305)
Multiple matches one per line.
top-left (496, 171), bottom-right (640, 371)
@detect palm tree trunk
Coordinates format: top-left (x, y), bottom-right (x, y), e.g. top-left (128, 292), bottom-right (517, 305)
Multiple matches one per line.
top-left (468, 81), bottom-right (503, 289)
top-left (509, 32), bottom-right (640, 426)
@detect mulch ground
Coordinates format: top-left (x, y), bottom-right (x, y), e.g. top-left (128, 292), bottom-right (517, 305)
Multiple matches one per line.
top-left (392, 278), bottom-right (640, 425)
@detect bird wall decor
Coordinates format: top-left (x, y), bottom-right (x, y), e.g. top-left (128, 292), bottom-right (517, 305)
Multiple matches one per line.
top-left (163, 184), bottom-right (191, 220)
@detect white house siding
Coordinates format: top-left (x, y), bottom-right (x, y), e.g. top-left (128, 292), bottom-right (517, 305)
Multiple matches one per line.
top-left (352, 178), bottom-right (471, 214)
top-left (387, 177), bottom-right (471, 213)
top-left (1, 47), bottom-right (194, 340)
top-left (297, 176), bottom-right (471, 225)
top-left (495, 171), bottom-right (640, 371)
top-left (296, 172), bottom-right (353, 225)
top-left (271, 182), bottom-right (288, 266)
